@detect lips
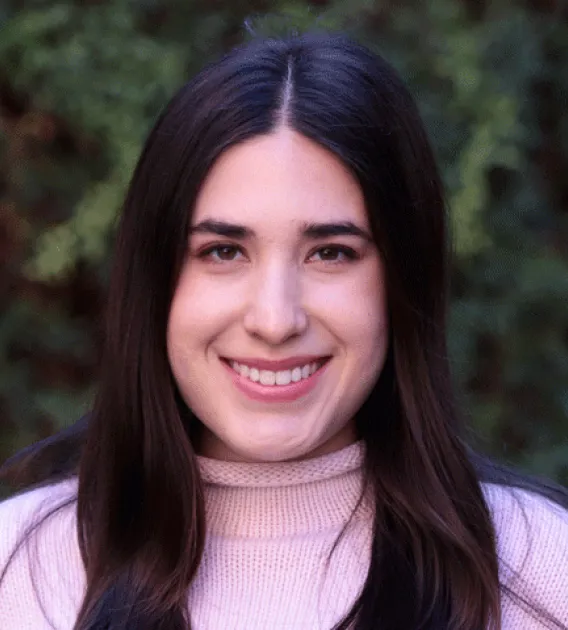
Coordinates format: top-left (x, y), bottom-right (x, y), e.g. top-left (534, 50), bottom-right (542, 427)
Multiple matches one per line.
top-left (221, 355), bottom-right (331, 372)
top-left (220, 355), bottom-right (332, 403)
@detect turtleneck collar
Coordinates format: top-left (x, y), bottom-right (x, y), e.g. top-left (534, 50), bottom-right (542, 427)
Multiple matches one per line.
top-left (196, 441), bottom-right (369, 538)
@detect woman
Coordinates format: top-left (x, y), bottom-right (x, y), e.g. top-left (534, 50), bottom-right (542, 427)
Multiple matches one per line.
top-left (0, 33), bottom-right (567, 630)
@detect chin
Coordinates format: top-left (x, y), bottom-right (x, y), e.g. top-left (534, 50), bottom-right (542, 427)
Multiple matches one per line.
top-left (227, 430), bottom-right (344, 463)
top-left (232, 440), bottom-right (311, 463)
top-left (199, 416), bottom-right (355, 462)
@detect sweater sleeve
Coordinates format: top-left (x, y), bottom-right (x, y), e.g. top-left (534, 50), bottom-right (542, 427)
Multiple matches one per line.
top-left (483, 483), bottom-right (568, 629)
top-left (0, 480), bottom-right (84, 630)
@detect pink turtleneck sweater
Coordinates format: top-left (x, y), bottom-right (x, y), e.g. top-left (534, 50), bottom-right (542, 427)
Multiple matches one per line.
top-left (0, 442), bottom-right (567, 629)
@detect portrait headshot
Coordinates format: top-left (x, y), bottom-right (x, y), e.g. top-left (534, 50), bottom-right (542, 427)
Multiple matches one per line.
top-left (0, 5), bottom-right (567, 630)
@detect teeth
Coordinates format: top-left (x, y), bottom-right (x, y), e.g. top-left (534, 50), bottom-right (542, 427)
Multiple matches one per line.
top-left (229, 360), bottom-right (325, 386)
top-left (276, 370), bottom-right (291, 385)
top-left (259, 370), bottom-right (276, 386)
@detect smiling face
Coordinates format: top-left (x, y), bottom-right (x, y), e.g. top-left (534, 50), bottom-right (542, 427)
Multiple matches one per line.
top-left (167, 128), bottom-right (389, 462)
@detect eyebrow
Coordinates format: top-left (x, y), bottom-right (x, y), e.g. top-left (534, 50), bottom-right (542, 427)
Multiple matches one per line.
top-left (189, 219), bottom-right (373, 242)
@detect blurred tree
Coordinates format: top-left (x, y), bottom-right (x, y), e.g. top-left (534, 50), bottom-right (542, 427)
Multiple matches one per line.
top-left (0, 0), bottom-right (566, 484)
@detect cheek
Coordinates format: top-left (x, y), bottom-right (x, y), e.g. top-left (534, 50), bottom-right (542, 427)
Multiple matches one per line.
top-left (168, 273), bottom-right (236, 336)
top-left (167, 279), bottom-right (206, 368)
top-left (166, 284), bottom-right (220, 403)
top-left (166, 274), bottom-right (247, 380)
top-left (324, 267), bottom-right (389, 385)
top-left (310, 263), bottom-right (388, 341)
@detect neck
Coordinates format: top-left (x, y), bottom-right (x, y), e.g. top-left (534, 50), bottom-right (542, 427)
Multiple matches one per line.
top-left (196, 440), bottom-right (371, 538)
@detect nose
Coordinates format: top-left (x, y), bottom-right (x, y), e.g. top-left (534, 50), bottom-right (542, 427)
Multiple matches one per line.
top-left (243, 261), bottom-right (308, 345)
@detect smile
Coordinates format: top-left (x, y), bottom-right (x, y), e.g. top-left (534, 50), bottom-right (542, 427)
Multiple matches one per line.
top-left (220, 356), bottom-right (331, 403)
top-left (228, 359), bottom-right (327, 386)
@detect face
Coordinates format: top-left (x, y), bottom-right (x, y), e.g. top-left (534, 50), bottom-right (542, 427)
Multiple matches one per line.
top-left (167, 128), bottom-right (389, 462)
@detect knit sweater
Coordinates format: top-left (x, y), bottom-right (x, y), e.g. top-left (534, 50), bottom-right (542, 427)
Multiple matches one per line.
top-left (0, 441), bottom-right (567, 629)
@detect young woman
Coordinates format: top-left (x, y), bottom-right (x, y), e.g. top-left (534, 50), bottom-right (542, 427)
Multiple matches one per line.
top-left (0, 33), bottom-right (567, 630)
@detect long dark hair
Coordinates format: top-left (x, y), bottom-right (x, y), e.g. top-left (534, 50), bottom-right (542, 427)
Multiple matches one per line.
top-left (1, 33), bottom-right (567, 630)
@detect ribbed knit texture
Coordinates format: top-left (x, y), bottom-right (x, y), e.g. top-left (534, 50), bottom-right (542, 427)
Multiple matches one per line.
top-left (0, 441), bottom-right (567, 629)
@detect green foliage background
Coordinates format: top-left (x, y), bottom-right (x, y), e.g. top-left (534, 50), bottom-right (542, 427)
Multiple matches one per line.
top-left (1, 0), bottom-right (567, 484)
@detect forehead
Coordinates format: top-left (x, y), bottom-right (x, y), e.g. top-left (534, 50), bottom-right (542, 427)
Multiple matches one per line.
top-left (192, 129), bottom-right (369, 233)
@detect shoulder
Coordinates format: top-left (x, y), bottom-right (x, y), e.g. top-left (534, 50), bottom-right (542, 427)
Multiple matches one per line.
top-left (0, 479), bottom-right (83, 629)
top-left (482, 482), bottom-right (568, 561)
top-left (0, 478), bottom-right (78, 553)
top-left (482, 483), bottom-right (568, 627)
top-left (0, 477), bottom-right (78, 514)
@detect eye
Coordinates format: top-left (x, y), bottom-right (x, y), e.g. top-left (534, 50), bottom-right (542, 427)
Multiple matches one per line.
top-left (308, 245), bottom-right (359, 263)
top-left (197, 244), bottom-right (244, 262)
